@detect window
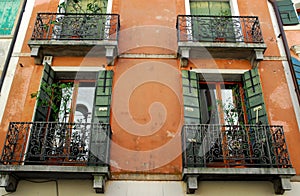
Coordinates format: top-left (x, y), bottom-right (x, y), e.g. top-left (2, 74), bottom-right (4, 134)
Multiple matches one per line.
top-left (33, 63), bottom-right (113, 123)
top-left (27, 63), bottom-right (113, 164)
top-left (199, 82), bottom-right (245, 125)
top-left (55, 0), bottom-right (110, 39)
top-left (66, 0), bottom-right (108, 14)
top-left (190, 0), bottom-right (231, 15)
top-left (182, 69), bottom-right (271, 167)
top-left (0, 0), bottom-right (21, 35)
top-left (189, 0), bottom-right (236, 42)
top-left (182, 68), bottom-right (269, 125)
top-left (277, 0), bottom-right (299, 25)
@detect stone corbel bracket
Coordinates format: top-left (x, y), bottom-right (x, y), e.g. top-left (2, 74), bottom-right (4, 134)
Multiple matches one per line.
top-left (93, 174), bottom-right (107, 194)
top-left (291, 45), bottom-right (300, 57)
top-left (105, 46), bottom-right (117, 66)
top-left (0, 174), bottom-right (18, 192)
top-left (179, 47), bottom-right (190, 67)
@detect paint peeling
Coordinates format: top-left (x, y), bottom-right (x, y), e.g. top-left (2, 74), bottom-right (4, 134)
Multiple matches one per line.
top-left (110, 160), bottom-right (119, 168)
top-left (166, 130), bottom-right (175, 138)
top-left (271, 121), bottom-right (290, 132)
top-left (269, 85), bottom-right (292, 109)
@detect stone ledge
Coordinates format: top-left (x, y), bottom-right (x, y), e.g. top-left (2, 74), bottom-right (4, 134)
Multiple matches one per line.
top-left (111, 173), bottom-right (182, 181)
top-left (0, 165), bottom-right (110, 194)
top-left (182, 167), bottom-right (296, 195)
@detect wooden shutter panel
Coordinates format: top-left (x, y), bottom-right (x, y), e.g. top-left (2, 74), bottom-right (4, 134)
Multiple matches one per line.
top-left (89, 70), bottom-right (113, 165)
top-left (277, 0), bottom-right (299, 25)
top-left (182, 70), bottom-right (201, 124)
top-left (92, 70), bottom-right (113, 123)
top-left (27, 63), bottom-right (55, 162)
top-left (243, 68), bottom-right (269, 125)
top-left (33, 63), bottom-right (55, 122)
top-left (292, 57), bottom-right (300, 90)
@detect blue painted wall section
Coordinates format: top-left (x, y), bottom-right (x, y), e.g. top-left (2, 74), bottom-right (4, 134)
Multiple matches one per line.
top-left (0, 0), bottom-right (21, 35)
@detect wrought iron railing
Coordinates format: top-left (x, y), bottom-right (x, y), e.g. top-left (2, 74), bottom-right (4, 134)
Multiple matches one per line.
top-left (177, 15), bottom-right (264, 43)
top-left (0, 122), bottom-right (111, 166)
top-left (30, 13), bottom-right (120, 41)
top-left (182, 124), bottom-right (292, 168)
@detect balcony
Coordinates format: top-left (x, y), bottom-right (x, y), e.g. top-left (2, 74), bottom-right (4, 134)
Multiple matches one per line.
top-left (176, 15), bottom-right (267, 65)
top-left (182, 124), bottom-right (295, 194)
top-left (0, 122), bottom-right (112, 193)
top-left (28, 13), bottom-right (120, 65)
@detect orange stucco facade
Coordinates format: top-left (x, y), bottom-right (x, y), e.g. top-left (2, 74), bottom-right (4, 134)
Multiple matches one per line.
top-left (0, 0), bottom-right (300, 180)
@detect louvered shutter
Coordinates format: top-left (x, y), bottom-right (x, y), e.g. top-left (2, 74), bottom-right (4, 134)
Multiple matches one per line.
top-left (243, 68), bottom-right (269, 125)
top-left (27, 63), bottom-right (55, 162)
top-left (182, 70), bottom-right (201, 124)
top-left (89, 70), bottom-right (113, 166)
top-left (292, 57), bottom-right (300, 90)
top-left (92, 70), bottom-right (113, 123)
top-left (277, 0), bottom-right (299, 25)
top-left (33, 63), bottom-right (55, 122)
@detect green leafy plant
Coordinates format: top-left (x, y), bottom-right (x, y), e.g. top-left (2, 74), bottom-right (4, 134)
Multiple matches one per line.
top-left (59, 0), bottom-right (106, 14)
top-left (31, 82), bottom-right (73, 122)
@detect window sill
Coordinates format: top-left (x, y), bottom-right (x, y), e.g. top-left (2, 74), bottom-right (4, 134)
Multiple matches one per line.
top-left (283, 23), bottom-right (300, 30)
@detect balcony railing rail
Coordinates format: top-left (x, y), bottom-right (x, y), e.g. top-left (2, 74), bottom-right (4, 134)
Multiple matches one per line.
top-left (177, 15), bottom-right (264, 43)
top-left (0, 122), bottom-right (111, 166)
top-left (182, 124), bottom-right (292, 168)
top-left (31, 13), bottom-right (120, 41)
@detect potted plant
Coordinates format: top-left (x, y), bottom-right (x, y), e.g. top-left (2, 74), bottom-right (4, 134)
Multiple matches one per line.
top-left (212, 9), bottom-right (232, 42)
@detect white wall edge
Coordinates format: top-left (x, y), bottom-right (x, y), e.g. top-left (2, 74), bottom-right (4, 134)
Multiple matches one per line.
top-left (268, 1), bottom-right (300, 131)
top-left (0, 0), bottom-right (35, 123)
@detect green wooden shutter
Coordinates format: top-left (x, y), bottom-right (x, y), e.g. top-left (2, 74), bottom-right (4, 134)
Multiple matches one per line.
top-left (92, 70), bottom-right (113, 123)
top-left (243, 68), bottom-right (269, 125)
top-left (27, 63), bottom-right (55, 162)
top-left (33, 63), bottom-right (55, 122)
top-left (89, 70), bottom-right (113, 166)
top-left (182, 70), bottom-right (201, 124)
top-left (292, 57), bottom-right (300, 90)
top-left (277, 0), bottom-right (299, 25)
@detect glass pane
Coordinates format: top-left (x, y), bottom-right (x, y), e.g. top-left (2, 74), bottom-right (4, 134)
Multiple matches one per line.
top-left (209, 1), bottom-right (231, 15)
top-left (199, 84), bottom-right (219, 124)
top-left (190, 1), bottom-right (209, 15)
top-left (58, 84), bottom-right (74, 122)
top-left (190, 1), bottom-right (231, 15)
top-left (73, 82), bottom-right (96, 123)
top-left (220, 84), bottom-right (244, 125)
top-left (66, 0), bottom-right (107, 13)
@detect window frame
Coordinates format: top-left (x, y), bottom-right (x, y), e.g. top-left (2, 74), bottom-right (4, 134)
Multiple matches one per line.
top-left (53, 79), bottom-right (97, 123)
top-left (185, 0), bottom-right (240, 16)
top-left (198, 81), bottom-right (248, 125)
